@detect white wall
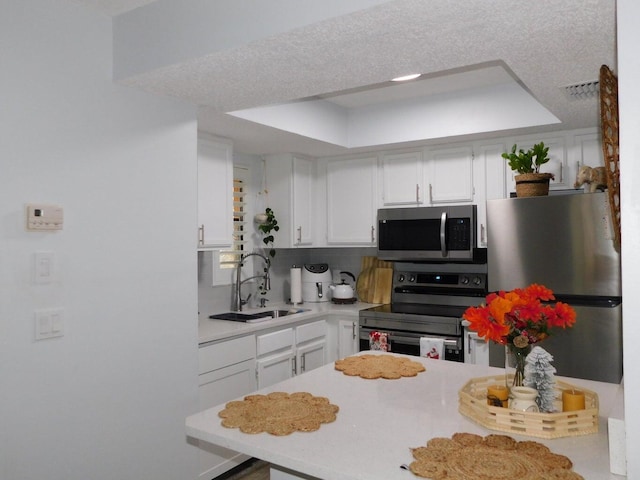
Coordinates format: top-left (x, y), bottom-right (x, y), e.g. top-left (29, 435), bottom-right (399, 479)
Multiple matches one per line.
top-left (618, 0), bottom-right (640, 476)
top-left (0, 2), bottom-right (199, 480)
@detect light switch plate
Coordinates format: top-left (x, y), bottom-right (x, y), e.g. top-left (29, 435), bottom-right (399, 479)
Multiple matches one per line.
top-left (34, 308), bottom-right (64, 340)
top-left (34, 251), bottom-right (55, 284)
top-left (26, 204), bottom-right (64, 231)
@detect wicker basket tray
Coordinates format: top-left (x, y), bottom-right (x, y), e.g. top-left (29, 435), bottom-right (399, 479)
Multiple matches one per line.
top-left (458, 374), bottom-right (599, 439)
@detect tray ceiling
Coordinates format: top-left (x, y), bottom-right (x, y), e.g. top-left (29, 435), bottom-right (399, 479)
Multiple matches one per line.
top-left (73, 0), bottom-right (616, 156)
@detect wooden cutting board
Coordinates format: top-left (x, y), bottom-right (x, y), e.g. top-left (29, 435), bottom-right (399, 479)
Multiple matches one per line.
top-left (372, 267), bottom-right (393, 304)
top-left (356, 256), bottom-right (377, 302)
top-left (356, 257), bottom-right (393, 303)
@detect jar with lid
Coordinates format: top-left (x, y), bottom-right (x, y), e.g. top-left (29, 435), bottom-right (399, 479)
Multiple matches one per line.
top-left (509, 386), bottom-right (539, 412)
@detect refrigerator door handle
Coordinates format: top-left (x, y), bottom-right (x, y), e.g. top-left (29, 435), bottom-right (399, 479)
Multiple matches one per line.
top-left (440, 211), bottom-right (447, 257)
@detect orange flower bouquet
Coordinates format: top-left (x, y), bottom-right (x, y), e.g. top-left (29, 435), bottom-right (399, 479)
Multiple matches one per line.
top-left (463, 284), bottom-right (576, 386)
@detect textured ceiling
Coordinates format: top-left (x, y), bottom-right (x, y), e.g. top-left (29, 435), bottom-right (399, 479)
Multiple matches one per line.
top-left (75, 0), bottom-right (616, 157)
top-left (69, 0), bottom-right (156, 15)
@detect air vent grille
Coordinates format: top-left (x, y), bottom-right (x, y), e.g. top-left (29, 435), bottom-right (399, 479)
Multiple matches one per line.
top-left (563, 80), bottom-right (599, 100)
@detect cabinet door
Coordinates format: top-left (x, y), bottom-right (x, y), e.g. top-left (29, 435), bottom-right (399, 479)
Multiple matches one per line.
top-left (476, 143), bottom-right (508, 246)
top-left (326, 157), bottom-right (377, 245)
top-left (296, 339), bottom-right (327, 374)
top-left (292, 156), bottom-right (314, 245)
top-left (196, 359), bottom-right (255, 478)
top-left (574, 132), bottom-right (604, 168)
top-left (427, 146), bottom-right (474, 203)
top-left (264, 154), bottom-right (316, 248)
top-left (463, 331), bottom-right (489, 366)
top-left (337, 319), bottom-right (358, 359)
top-left (380, 151), bottom-right (423, 206)
top-left (197, 137), bottom-right (233, 249)
top-left (256, 350), bottom-right (295, 389)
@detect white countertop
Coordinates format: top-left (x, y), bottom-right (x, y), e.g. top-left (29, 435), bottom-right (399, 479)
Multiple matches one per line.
top-left (199, 301), bottom-right (377, 344)
top-left (185, 353), bottom-right (624, 480)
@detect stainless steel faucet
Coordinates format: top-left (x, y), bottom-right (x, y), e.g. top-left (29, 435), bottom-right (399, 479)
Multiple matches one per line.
top-left (233, 252), bottom-right (271, 311)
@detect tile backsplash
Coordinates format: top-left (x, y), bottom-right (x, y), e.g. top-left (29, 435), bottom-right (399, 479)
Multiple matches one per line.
top-left (198, 247), bottom-right (376, 315)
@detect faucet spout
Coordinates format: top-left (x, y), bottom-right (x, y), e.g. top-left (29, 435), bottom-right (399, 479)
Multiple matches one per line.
top-left (233, 252), bottom-right (271, 312)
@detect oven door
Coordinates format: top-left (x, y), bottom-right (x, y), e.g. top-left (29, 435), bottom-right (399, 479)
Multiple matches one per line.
top-left (359, 325), bottom-right (464, 362)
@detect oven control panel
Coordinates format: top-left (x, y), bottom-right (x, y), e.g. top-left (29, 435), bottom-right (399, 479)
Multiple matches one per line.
top-left (394, 271), bottom-right (487, 293)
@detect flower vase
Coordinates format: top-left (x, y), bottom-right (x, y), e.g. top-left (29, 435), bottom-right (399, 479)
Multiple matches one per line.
top-left (505, 344), bottom-right (531, 388)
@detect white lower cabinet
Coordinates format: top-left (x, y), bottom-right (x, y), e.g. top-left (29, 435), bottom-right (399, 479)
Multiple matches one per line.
top-left (463, 329), bottom-right (489, 366)
top-left (337, 318), bottom-right (359, 360)
top-left (196, 335), bottom-right (257, 479)
top-left (256, 327), bottom-right (296, 389)
top-left (256, 320), bottom-right (327, 389)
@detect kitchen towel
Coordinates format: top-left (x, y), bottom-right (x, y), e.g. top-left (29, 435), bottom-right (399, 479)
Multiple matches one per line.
top-left (369, 331), bottom-right (390, 351)
top-left (290, 266), bottom-right (302, 304)
top-left (420, 337), bottom-right (445, 360)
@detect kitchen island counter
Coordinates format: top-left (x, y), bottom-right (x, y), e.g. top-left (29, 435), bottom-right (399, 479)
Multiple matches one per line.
top-left (186, 353), bottom-right (624, 480)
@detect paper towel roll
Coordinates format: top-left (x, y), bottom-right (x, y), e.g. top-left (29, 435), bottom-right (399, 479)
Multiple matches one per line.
top-left (290, 267), bottom-right (302, 304)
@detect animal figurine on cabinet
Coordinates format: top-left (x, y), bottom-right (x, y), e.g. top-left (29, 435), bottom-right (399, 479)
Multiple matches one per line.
top-left (574, 165), bottom-right (607, 192)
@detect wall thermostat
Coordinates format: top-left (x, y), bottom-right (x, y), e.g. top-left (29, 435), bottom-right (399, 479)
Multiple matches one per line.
top-left (26, 204), bottom-right (64, 231)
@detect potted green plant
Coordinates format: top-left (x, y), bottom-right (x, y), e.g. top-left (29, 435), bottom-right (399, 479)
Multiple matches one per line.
top-left (502, 142), bottom-right (555, 197)
top-left (256, 207), bottom-right (279, 257)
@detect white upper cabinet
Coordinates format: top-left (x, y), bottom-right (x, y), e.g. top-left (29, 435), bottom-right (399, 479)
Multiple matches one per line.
top-left (292, 157), bottom-right (314, 245)
top-left (475, 143), bottom-right (508, 247)
top-left (380, 150), bottom-right (424, 206)
top-left (326, 156), bottom-right (377, 245)
top-left (197, 136), bottom-right (233, 249)
top-left (426, 146), bottom-right (474, 204)
top-left (264, 154), bottom-right (315, 247)
top-left (572, 130), bottom-right (605, 169)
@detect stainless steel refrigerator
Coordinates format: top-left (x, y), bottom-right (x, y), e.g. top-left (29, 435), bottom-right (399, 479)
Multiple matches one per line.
top-left (487, 192), bottom-right (622, 384)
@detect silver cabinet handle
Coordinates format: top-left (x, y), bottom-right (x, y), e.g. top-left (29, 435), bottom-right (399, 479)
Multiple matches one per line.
top-left (559, 163), bottom-right (563, 183)
top-left (198, 224), bottom-right (204, 245)
top-left (297, 226), bottom-right (302, 244)
top-left (371, 225), bottom-right (375, 244)
top-left (301, 353), bottom-right (306, 372)
top-left (416, 184), bottom-right (420, 204)
top-left (481, 223), bottom-right (486, 245)
top-left (292, 356), bottom-right (297, 376)
top-left (468, 334), bottom-right (472, 355)
top-left (429, 183), bottom-right (433, 204)
top-left (352, 322), bottom-right (356, 339)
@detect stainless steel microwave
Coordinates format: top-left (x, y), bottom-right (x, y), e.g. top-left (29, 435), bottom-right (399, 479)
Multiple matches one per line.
top-left (377, 205), bottom-right (477, 262)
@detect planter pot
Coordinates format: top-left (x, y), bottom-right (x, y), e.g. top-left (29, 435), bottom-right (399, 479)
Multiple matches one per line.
top-left (514, 173), bottom-right (554, 197)
top-left (254, 213), bottom-right (269, 225)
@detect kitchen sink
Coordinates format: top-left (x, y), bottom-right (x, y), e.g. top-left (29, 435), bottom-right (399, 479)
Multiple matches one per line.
top-left (209, 308), bottom-right (309, 323)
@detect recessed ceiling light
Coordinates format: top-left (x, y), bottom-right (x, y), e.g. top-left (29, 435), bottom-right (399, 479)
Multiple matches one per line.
top-left (391, 74), bottom-right (422, 82)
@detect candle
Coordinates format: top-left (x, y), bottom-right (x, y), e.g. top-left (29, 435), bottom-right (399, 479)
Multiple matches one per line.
top-left (487, 384), bottom-right (509, 408)
top-left (562, 389), bottom-right (586, 412)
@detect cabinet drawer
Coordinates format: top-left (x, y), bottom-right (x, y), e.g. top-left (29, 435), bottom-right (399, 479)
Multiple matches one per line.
top-left (296, 320), bottom-right (327, 344)
top-left (199, 335), bottom-right (256, 375)
top-left (256, 328), bottom-right (294, 356)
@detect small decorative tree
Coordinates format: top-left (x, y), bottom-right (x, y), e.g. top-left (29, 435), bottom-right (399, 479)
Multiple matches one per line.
top-left (524, 346), bottom-right (557, 413)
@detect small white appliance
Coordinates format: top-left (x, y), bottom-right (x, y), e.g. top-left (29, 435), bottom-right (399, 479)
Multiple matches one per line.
top-left (301, 263), bottom-right (332, 303)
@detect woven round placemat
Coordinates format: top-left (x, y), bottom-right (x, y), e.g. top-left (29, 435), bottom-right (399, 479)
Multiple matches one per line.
top-left (218, 391), bottom-right (339, 436)
top-left (334, 354), bottom-right (426, 379)
top-left (408, 433), bottom-right (584, 480)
